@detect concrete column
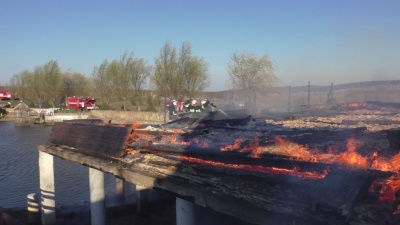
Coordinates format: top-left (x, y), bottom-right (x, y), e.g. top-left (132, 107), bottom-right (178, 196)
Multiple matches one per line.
top-left (115, 178), bottom-right (125, 206)
top-left (136, 185), bottom-right (149, 215)
top-left (176, 197), bottom-right (196, 225)
top-left (27, 193), bottom-right (40, 225)
top-left (89, 168), bottom-right (106, 225)
top-left (39, 151), bottom-right (56, 225)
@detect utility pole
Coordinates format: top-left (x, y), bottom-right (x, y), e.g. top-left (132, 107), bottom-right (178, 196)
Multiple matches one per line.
top-left (307, 81), bottom-right (310, 106)
top-left (327, 82), bottom-right (334, 104)
top-left (288, 86), bottom-right (291, 113)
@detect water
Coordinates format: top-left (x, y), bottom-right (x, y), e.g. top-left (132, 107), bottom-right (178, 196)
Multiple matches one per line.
top-left (0, 122), bottom-right (127, 209)
top-left (215, 109), bottom-right (232, 119)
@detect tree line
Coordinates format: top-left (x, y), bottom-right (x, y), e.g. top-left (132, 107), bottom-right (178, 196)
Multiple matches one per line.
top-left (5, 41), bottom-right (278, 111)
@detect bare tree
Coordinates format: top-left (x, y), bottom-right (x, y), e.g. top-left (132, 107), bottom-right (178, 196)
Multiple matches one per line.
top-left (42, 60), bottom-right (62, 107)
top-left (92, 60), bottom-right (113, 105)
top-left (152, 41), bottom-right (178, 98)
top-left (9, 70), bottom-right (31, 100)
top-left (124, 52), bottom-right (151, 111)
top-left (228, 51), bottom-right (278, 113)
top-left (152, 41), bottom-right (210, 100)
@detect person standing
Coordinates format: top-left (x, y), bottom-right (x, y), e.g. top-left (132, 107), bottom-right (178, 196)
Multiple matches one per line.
top-left (168, 100), bottom-right (178, 120)
top-left (185, 99), bottom-right (201, 113)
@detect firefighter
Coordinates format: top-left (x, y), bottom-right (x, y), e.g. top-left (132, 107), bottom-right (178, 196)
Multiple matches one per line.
top-left (168, 100), bottom-right (178, 120)
top-left (177, 96), bottom-right (184, 112)
top-left (185, 99), bottom-right (202, 113)
top-left (184, 98), bottom-right (192, 111)
top-left (200, 99), bottom-right (211, 112)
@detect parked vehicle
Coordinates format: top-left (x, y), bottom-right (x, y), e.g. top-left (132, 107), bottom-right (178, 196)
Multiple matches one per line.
top-left (65, 96), bottom-right (98, 110)
top-left (0, 90), bottom-right (15, 100)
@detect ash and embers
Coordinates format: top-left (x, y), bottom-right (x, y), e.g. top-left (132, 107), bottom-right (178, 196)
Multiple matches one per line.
top-left (123, 106), bottom-right (400, 224)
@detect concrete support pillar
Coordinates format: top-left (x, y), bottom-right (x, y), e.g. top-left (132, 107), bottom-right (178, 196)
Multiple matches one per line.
top-left (27, 193), bottom-right (40, 225)
top-left (115, 178), bottom-right (125, 206)
top-left (136, 185), bottom-right (149, 215)
top-left (89, 168), bottom-right (106, 225)
top-left (39, 151), bottom-right (56, 225)
top-left (176, 197), bottom-right (196, 225)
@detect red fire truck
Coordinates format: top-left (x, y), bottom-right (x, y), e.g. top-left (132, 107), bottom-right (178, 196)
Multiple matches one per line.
top-left (65, 96), bottom-right (98, 110)
top-left (0, 90), bottom-right (15, 100)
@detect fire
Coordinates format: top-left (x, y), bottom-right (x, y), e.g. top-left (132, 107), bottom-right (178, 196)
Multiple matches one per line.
top-left (127, 125), bottom-right (400, 204)
top-left (274, 136), bottom-right (319, 161)
top-left (221, 137), bottom-right (372, 168)
top-left (347, 102), bottom-right (361, 107)
top-left (180, 155), bottom-right (329, 180)
top-left (326, 138), bottom-right (367, 168)
top-left (221, 137), bottom-right (269, 157)
top-left (220, 136), bottom-right (400, 204)
top-left (220, 136), bottom-right (400, 203)
top-left (370, 174), bottom-right (400, 203)
top-left (170, 133), bottom-right (178, 144)
top-left (131, 122), bottom-right (142, 130)
top-left (191, 138), bottom-right (209, 148)
top-left (221, 137), bottom-right (243, 151)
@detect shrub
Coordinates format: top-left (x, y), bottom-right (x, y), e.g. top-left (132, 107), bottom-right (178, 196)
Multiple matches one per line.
top-left (145, 95), bottom-right (156, 112)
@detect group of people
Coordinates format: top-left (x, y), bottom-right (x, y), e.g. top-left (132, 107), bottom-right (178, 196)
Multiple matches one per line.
top-left (167, 98), bottom-right (214, 120)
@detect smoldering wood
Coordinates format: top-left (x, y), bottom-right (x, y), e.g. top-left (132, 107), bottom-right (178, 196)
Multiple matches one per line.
top-left (40, 117), bottom-right (400, 225)
top-left (39, 144), bottom-right (369, 225)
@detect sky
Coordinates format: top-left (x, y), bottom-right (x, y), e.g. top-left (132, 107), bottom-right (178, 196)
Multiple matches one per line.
top-left (0, 0), bottom-right (399, 91)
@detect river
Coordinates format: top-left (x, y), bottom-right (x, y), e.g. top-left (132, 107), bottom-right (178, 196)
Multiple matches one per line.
top-left (0, 121), bottom-right (130, 209)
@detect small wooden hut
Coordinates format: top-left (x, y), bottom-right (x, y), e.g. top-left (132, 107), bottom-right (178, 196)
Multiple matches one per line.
top-left (14, 101), bottom-right (31, 125)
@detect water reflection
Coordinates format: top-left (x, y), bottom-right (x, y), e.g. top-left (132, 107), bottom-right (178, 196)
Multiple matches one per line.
top-left (0, 122), bottom-right (126, 208)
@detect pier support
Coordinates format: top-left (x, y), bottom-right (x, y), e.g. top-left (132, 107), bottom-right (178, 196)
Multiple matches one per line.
top-left (136, 185), bottom-right (149, 215)
top-left (115, 178), bottom-right (126, 206)
top-left (27, 193), bottom-right (40, 225)
top-left (89, 168), bottom-right (106, 225)
top-left (39, 151), bottom-right (56, 225)
top-left (176, 197), bottom-right (196, 225)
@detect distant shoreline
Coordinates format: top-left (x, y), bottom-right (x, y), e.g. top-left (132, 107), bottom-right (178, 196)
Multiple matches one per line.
top-left (0, 112), bottom-right (15, 122)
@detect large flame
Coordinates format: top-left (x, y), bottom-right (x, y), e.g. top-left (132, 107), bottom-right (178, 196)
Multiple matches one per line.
top-left (220, 136), bottom-right (400, 203)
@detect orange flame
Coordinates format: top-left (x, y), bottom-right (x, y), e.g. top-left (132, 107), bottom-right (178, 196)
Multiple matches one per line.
top-left (221, 137), bottom-right (243, 151)
top-left (180, 155), bottom-right (328, 180)
top-left (220, 136), bottom-right (400, 203)
top-left (370, 174), bottom-right (400, 203)
top-left (326, 138), bottom-right (367, 169)
top-left (131, 122), bottom-right (142, 130)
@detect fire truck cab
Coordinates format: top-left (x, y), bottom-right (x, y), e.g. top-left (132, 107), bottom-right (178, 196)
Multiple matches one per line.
top-left (0, 90), bottom-right (15, 100)
top-left (66, 96), bottom-right (98, 110)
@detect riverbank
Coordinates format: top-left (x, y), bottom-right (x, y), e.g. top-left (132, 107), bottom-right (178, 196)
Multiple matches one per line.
top-left (0, 108), bottom-right (15, 122)
top-left (0, 108), bottom-right (166, 125)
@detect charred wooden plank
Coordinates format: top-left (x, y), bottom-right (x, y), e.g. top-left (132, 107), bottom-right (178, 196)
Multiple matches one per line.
top-left (310, 169), bottom-right (371, 218)
top-left (48, 122), bottom-right (132, 157)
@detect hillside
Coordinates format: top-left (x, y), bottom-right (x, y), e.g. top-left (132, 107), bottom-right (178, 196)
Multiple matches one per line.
top-left (202, 80), bottom-right (400, 113)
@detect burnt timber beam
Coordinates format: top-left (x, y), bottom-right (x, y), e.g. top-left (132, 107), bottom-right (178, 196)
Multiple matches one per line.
top-left (48, 122), bottom-right (132, 158)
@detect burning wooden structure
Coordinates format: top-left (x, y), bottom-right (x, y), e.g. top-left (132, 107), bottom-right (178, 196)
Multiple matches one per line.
top-left (38, 109), bottom-right (400, 225)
